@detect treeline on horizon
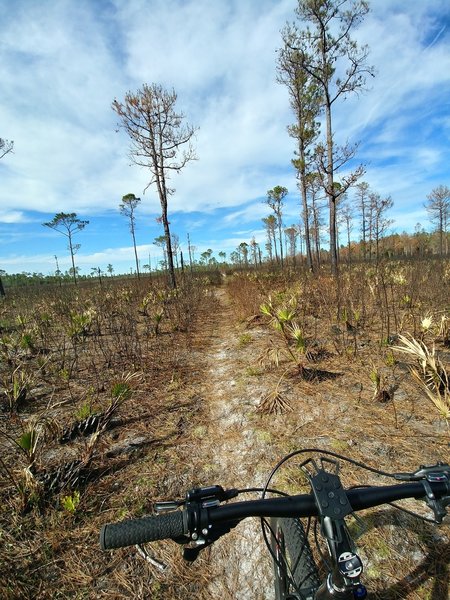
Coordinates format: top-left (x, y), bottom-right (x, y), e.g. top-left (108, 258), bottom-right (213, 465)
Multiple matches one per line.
top-left (1, 227), bottom-right (449, 290)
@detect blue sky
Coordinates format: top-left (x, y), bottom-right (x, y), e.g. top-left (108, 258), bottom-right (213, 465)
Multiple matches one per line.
top-left (1, 0), bottom-right (450, 275)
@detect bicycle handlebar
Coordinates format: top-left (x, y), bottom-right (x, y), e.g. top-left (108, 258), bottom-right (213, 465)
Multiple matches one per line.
top-left (100, 479), bottom-right (449, 550)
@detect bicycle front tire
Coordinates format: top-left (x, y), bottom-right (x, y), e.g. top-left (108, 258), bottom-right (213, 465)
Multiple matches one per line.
top-left (270, 517), bottom-right (320, 600)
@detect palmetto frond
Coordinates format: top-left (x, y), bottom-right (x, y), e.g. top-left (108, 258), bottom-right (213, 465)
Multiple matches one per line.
top-left (18, 414), bottom-right (60, 464)
top-left (257, 389), bottom-right (292, 414)
top-left (392, 334), bottom-right (450, 422)
top-left (288, 322), bottom-right (306, 352)
top-left (260, 301), bottom-right (273, 318)
top-left (410, 368), bottom-right (450, 421)
top-left (259, 345), bottom-right (283, 368)
top-left (276, 308), bottom-right (296, 323)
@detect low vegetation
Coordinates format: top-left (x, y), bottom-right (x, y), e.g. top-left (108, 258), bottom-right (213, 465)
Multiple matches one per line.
top-left (0, 259), bottom-right (449, 599)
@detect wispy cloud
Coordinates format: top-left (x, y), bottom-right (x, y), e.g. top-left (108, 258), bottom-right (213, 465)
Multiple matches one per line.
top-left (0, 210), bottom-right (27, 224)
top-left (1, 0), bottom-right (449, 273)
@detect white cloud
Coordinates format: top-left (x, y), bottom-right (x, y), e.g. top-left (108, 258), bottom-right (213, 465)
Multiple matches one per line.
top-left (1, 0), bottom-right (450, 273)
top-left (112, 0), bottom-right (298, 212)
top-left (341, 4), bottom-right (450, 139)
top-left (0, 0), bottom-right (299, 217)
top-left (0, 210), bottom-right (27, 224)
top-left (0, 241), bottom-right (166, 275)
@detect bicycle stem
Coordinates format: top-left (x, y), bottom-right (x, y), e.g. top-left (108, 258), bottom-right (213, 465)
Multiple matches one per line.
top-left (315, 516), bottom-right (365, 599)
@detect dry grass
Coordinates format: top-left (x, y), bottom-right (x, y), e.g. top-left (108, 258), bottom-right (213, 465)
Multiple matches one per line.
top-left (0, 276), bottom-right (219, 599)
top-left (1, 260), bottom-right (449, 599)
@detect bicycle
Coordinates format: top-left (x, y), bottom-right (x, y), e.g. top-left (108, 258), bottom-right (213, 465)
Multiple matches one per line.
top-left (100, 448), bottom-right (450, 599)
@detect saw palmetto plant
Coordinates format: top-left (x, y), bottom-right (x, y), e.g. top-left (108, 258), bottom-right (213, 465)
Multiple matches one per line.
top-left (139, 289), bottom-right (168, 335)
top-left (392, 334), bottom-right (450, 423)
top-left (258, 294), bottom-right (309, 414)
top-left (60, 371), bottom-right (139, 443)
top-left (0, 412), bottom-right (60, 510)
top-left (260, 294), bottom-right (306, 366)
top-left (67, 309), bottom-right (95, 341)
top-left (16, 416), bottom-right (58, 467)
top-left (2, 365), bottom-right (31, 411)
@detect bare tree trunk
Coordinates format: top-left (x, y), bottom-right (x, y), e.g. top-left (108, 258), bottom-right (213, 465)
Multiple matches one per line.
top-left (187, 233), bottom-right (194, 272)
top-left (131, 226), bottom-right (140, 279)
top-left (325, 106), bottom-right (338, 276)
top-left (300, 164), bottom-right (313, 272)
top-left (180, 250), bottom-right (185, 273)
top-left (68, 237), bottom-right (77, 285)
top-left (311, 191), bottom-right (321, 269)
top-left (347, 222), bottom-right (351, 266)
top-left (272, 231), bottom-right (279, 264)
top-left (162, 211), bottom-right (176, 288)
top-left (278, 221), bottom-right (284, 268)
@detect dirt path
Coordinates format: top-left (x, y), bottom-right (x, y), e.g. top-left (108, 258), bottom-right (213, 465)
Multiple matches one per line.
top-left (190, 287), bottom-right (275, 599)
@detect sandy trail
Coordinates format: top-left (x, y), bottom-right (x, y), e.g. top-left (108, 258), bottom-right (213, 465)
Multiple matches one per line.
top-left (193, 287), bottom-right (274, 599)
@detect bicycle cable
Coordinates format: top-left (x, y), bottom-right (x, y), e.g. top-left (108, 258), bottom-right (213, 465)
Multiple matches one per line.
top-left (387, 502), bottom-right (440, 523)
top-left (314, 517), bottom-right (332, 572)
top-left (236, 486), bottom-right (290, 497)
top-left (262, 448), bottom-right (398, 496)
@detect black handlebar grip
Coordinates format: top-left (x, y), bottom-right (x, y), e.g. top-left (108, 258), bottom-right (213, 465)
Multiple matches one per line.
top-left (100, 511), bottom-right (187, 550)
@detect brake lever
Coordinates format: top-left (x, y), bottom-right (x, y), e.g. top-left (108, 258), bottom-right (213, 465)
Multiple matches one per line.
top-left (154, 485), bottom-right (241, 561)
top-left (394, 462), bottom-right (450, 481)
top-left (423, 475), bottom-right (450, 524)
top-left (154, 500), bottom-right (184, 513)
top-left (393, 464), bottom-right (450, 523)
top-left (183, 519), bottom-right (240, 562)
